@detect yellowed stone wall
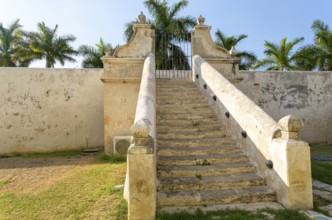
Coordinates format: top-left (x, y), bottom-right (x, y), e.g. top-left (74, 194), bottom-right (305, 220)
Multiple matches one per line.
top-left (0, 68), bottom-right (104, 154)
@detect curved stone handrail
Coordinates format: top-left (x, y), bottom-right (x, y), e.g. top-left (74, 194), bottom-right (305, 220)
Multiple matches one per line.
top-left (130, 53), bottom-right (156, 151)
top-left (124, 53), bottom-right (157, 220)
top-left (193, 55), bottom-right (278, 157)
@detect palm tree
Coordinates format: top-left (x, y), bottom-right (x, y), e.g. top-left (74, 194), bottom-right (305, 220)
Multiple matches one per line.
top-left (79, 38), bottom-right (116, 68)
top-left (0, 19), bottom-right (24, 67)
top-left (215, 29), bottom-right (257, 70)
top-left (28, 22), bottom-right (77, 68)
top-left (296, 20), bottom-right (332, 71)
top-left (253, 37), bottom-right (304, 71)
top-left (124, 0), bottom-right (196, 70)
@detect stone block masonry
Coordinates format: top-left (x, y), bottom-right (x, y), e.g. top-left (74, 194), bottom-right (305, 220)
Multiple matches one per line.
top-left (0, 68), bottom-right (104, 154)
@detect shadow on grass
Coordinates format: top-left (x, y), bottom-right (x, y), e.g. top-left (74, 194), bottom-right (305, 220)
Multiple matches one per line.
top-left (97, 152), bottom-right (126, 164)
top-left (310, 144), bottom-right (332, 185)
top-left (0, 149), bottom-right (126, 169)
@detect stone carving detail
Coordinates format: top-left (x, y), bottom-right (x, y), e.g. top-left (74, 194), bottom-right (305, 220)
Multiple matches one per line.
top-left (130, 119), bottom-right (154, 152)
top-left (138, 11), bottom-right (146, 24)
top-left (103, 11), bottom-right (154, 58)
top-left (104, 46), bottom-right (112, 56)
top-left (130, 119), bottom-right (149, 145)
top-left (277, 115), bottom-right (304, 140)
top-left (197, 15), bottom-right (205, 26)
top-left (229, 46), bottom-right (238, 56)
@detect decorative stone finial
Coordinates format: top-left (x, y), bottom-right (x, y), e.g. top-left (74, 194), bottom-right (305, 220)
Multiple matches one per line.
top-left (229, 46), bottom-right (238, 56)
top-left (130, 119), bottom-right (149, 145)
top-left (138, 11), bottom-right (146, 24)
top-left (104, 47), bottom-right (112, 56)
top-left (277, 115), bottom-right (304, 140)
top-left (197, 15), bottom-right (205, 26)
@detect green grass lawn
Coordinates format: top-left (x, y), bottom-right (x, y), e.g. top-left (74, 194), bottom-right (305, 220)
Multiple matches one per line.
top-left (310, 144), bottom-right (332, 185)
top-left (311, 144), bottom-right (332, 159)
top-left (0, 152), bottom-right (127, 220)
top-left (1, 145), bottom-right (331, 220)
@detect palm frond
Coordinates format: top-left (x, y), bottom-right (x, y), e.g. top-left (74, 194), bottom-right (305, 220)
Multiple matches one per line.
top-left (237, 51), bottom-right (257, 70)
top-left (169, 0), bottom-right (188, 19)
top-left (253, 58), bottom-right (277, 70)
top-left (311, 20), bottom-right (329, 34)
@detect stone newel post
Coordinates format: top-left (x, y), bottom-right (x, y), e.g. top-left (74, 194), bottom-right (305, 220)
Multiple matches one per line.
top-left (100, 12), bottom-right (155, 154)
top-left (271, 115), bottom-right (313, 209)
top-left (126, 119), bottom-right (156, 220)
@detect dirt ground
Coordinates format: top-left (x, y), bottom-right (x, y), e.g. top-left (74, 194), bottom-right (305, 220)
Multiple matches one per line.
top-left (0, 154), bottom-right (97, 194)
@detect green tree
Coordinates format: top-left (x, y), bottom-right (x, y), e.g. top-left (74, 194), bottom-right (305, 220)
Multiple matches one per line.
top-left (215, 29), bottom-right (257, 70)
top-left (253, 37), bottom-right (304, 70)
top-left (124, 0), bottom-right (196, 70)
top-left (0, 19), bottom-right (26, 67)
top-left (28, 22), bottom-right (77, 68)
top-left (296, 20), bottom-right (332, 71)
top-left (79, 38), bottom-right (116, 68)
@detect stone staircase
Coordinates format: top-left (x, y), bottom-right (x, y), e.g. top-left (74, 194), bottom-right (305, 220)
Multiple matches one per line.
top-left (156, 79), bottom-right (276, 211)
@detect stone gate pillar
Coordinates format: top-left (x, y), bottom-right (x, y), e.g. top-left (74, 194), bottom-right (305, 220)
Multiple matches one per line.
top-left (101, 12), bottom-right (155, 154)
top-left (192, 15), bottom-right (241, 82)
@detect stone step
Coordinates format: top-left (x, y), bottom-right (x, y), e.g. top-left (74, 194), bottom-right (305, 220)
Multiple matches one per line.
top-left (157, 103), bottom-right (212, 109)
top-left (157, 102), bottom-right (210, 108)
top-left (157, 145), bottom-right (241, 157)
top-left (157, 118), bottom-right (222, 126)
top-left (157, 107), bottom-right (213, 114)
top-left (157, 96), bottom-right (203, 102)
top-left (157, 124), bottom-right (226, 133)
top-left (157, 85), bottom-right (196, 89)
top-left (158, 202), bottom-right (284, 214)
top-left (157, 130), bottom-right (228, 140)
top-left (157, 100), bottom-right (207, 105)
top-left (157, 91), bottom-right (200, 96)
top-left (157, 162), bottom-right (257, 178)
top-left (158, 173), bottom-right (265, 191)
top-left (157, 186), bottom-right (276, 207)
top-left (157, 153), bottom-right (249, 166)
top-left (157, 79), bottom-right (193, 83)
top-left (157, 91), bottom-right (199, 96)
top-left (157, 86), bottom-right (197, 90)
top-left (157, 87), bottom-right (199, 92)
top-left (157, 80), bottom-right (195, 84)
top-left (157, 79), bottom-right (195, 84)
top-left (158, 137), bottom-right (236, 148)
top-left (157, 113), bottom-right (218, 120)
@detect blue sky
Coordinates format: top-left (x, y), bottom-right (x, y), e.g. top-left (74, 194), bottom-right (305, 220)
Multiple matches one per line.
top-left (1, 0), bottom-right (331, 68)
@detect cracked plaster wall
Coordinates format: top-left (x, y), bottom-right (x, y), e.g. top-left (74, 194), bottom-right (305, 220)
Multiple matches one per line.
top-left (0, 68), bottom-right (104, 154)
top-left (237, 71), bottom-right (332, 144)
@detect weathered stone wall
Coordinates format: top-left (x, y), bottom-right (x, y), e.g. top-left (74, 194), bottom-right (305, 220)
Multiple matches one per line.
top-left (237, 71), bottom-right (332, 144)
top-left (0, 67), bottom-right (104, 154)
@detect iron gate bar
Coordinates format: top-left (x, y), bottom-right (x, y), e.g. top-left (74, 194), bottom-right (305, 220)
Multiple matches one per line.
top-left (156, 32), bottom-right (192, 79)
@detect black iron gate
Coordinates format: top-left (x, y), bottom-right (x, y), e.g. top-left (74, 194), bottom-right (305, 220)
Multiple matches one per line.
top-left (155, 32), bottom-right (192, 79)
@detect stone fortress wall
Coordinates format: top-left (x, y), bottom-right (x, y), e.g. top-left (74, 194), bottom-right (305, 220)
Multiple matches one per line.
top-left (0, 67), bottom-right (331, 154)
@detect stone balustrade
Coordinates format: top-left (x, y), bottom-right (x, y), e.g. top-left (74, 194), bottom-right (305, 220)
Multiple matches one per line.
top-left (193, 55), bottom-right (313, 209)
top-left (124, 53), bottom-right (157, 220)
